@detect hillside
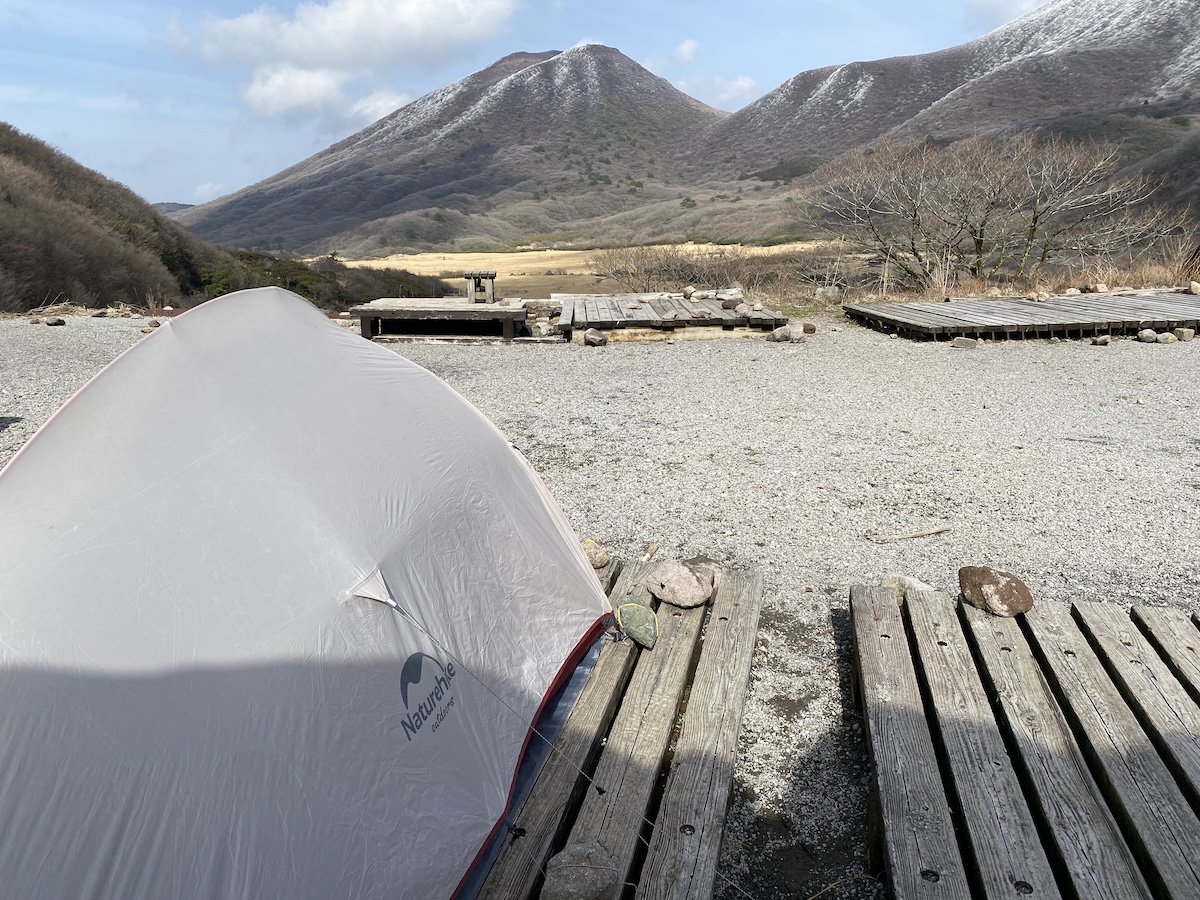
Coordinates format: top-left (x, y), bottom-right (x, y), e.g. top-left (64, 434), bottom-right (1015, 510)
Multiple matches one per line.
top-left (702, 0), bottom-right (1200, 179)
top-left (175, 45), bottom-right (732, 256)
top-left (0, 123), bottom-right (259, 312)
top-left (173, 0), bottom-right (1200, 257)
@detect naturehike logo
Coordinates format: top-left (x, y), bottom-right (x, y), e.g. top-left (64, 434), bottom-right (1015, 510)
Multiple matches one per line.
top-left (399, 652), bottom-right (458, 741)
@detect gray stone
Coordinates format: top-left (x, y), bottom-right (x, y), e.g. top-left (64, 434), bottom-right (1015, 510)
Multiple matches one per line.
top-left (1158, 332), bottom-right (1178, 344)
top-left (958, 566), bottom-right (1035, 617)
top-left (28, 318), bottom-right (41, 325)
top-left (813, 286), bottom-right (842, 304)
top-left (752, 302), bottom-right (764, 311)
top-left (734, 302), bottom-right (753, 316)
top-left (584, 328), bottom-right (607, 347)
top-left (951, 336), bottom-right (977, 349)
top-left (140, 326), bottom-right (156, 334)
top-left (801, 322), bottom-right (817, 334)
top-left (1064, 287), bottom-right (1082, 295)
top-left (616, 602), bottom-right (658, 649)
top-left (44, 317), bottom-right (66, 326)
top-left (1138, 329), bottom-right (1159, 343)
top-left (146, 318), bottom-right (161, 328)
top-left (1188, 281), bottom-right (1200, 295)
top-left (661, 309), bottom-right (678, 320)
top-left (532, 319), bottom-right (553, 338)
top-left (648, 559), bottom-right (712, 608)
top-left (541, 841), bottom-right (619, 900)
top-left (882, 574), bottom-right (936, 605)
top-left (581, 538), bottom-right (609, 569)
top-left (693, 308), bottom-right (712, 319)
top-left (1092, 335), bottom-right (1112, 346)
top-left (768, 326), bottom-right (789, 342)
top-left (682, 285), bottom-right (696, 299)
top-left (1176, 328), bottom-right (1195, 342)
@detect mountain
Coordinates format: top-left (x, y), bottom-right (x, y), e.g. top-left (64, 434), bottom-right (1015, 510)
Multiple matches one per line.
top-left (175, 1), bottom-right (1200, 256)
top-left (702, 0), bottom-right (1200, 177)
top-left (0, 123), bottom-right (257, 313)
top-left (176, 45), bottom-right (729, 255)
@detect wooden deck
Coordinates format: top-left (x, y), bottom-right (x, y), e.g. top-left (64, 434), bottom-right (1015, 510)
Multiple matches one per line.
top-left (478, 558), bottom-right (764, 900)
top-left (555, 293), bottom-right (788, 334)
top-left (844, 291), bottom-right (1200, 340)
top-left (851, 586), bottom-right (1200, 899)
top-left (349, 298), bottom-right (528, 341)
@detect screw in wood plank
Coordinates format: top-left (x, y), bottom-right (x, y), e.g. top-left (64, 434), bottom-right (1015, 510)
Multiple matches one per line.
top-left (679, 825), bottom-right (695, 835)
top-left (920, 869), bottom-right (940, 883)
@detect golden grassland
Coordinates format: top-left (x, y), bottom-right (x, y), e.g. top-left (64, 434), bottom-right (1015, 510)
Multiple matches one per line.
top-left (342, 242), bottom-right (821, 299)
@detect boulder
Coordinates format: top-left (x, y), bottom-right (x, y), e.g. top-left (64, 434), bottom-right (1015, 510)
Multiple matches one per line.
top-left (721, 296), bottom-right (740, 310)
top-left (801, 321), bottom-right (817, 334)
top-left (1175, 327), bottom-right (1195, 342)
top-left (44, 317), bottom-right (66, 326)
top-left (734, 302), bottom-right (753, 316)
top-left (1093, 282), bottom-right (1109, 293)
top-left (813, 286), bottom-right (842, 304)
top-left (692, 308), bottom-right (712, 319)
top-left (951, 336), bottom-right (977, 349)
top-left (1137, 329), bottom-right (1159, 343)
top-left (1157, 332), bottom-right (1179, 344)
top-left (1092, 335), bottom-right (1112, 346)
top-left (584, 328), bottom-right (608, 347)
top-left (1064, 287), bottom-right (1082, 295)
top-left (616, 602), bottom-right (658, 649)
top-left (661, 310), bottom-right (678, 320)
top-left (647, 560), bottom-right (712, 608)
top-left (683, 285), bottom-right (696, 299)
top-left (146, 318), bottom-right (161, 328)
top-left (1188, 281), bottom-right (1200, 295)
top-left (581, 538), bottom-right (610, 568)
top-left (958, 566), bottom-right (1034, 617)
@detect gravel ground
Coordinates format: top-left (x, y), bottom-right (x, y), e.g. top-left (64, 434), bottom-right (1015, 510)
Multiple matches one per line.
top-left (3, 312), bottom-right (1199, 899)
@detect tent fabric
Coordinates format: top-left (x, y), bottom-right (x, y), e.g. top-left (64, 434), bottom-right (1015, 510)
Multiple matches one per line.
top-left (0, 288), bottom-right (612, 899)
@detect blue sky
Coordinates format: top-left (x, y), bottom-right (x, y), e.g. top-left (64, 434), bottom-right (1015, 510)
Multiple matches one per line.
top-left (1, 0), bottom-right (1051, 204)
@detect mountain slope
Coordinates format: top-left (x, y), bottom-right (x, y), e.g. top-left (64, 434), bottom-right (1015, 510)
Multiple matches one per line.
top-left (176, 46), bottom-right (728, 255)
top-left (702, 0), bottom-right (1200, 174)
top-left (0, 123), bottom-right (257, 312)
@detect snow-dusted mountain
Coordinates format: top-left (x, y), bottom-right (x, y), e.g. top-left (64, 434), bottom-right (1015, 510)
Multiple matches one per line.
top-left (175, 0), bottom-right (1199, 254)
top-left (176, 46), bottom-right (726, 253)
top-left (701, 0), bottom-right (1200, 173)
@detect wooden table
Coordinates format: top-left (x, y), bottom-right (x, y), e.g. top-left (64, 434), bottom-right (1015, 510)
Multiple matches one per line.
top-left (349, 298), bottom-right (528, 341)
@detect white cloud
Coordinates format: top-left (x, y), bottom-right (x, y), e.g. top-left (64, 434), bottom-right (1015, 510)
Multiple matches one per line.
top-left (963, 0), bottom-right (1051, 31)
top-left (185, 0), bottom-right (517, 119)
top-left (675, 74), bottom-right (761, 111)
top-left (193, 182), bottom-right (227, 202)
top-left (674, 39), bottom-right (699, 63)
top-left (198, 0), bottom-right (517, 71)
top-left (350, 89), bottom-right (412, 124)
top-left (241, 65), bottom-right (347, 116)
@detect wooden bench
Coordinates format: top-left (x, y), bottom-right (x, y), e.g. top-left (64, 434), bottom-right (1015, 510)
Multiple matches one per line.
top-left (349, 298), bottom-right (528, 341)
top-left (478, 558), bottom-right (764, 899)
top-left (850, 586), bottom-right (1200, 899)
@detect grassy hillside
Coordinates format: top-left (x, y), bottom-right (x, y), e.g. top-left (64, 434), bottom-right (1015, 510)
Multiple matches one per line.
top-left (0, 124), bottom-right (450, 313)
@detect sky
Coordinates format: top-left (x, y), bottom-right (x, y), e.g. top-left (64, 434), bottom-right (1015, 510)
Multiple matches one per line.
top-left (1, 0), bottom-right (1052, 204)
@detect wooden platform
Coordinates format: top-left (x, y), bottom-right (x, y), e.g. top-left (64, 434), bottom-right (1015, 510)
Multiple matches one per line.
top-left (555, 293), bottom-right (788, 335)
top-left (851, 586), bottom-right (1200, 899)
top-left (478, 558), bottom-right (764, 900)
top-left (349, 298), bottom-right (528, 341)
top-left (844, 291), bottom-right (1200, 340)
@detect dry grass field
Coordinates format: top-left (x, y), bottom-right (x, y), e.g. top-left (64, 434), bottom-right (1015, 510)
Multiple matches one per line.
top-left (343, 243), bottom-right (821, 300)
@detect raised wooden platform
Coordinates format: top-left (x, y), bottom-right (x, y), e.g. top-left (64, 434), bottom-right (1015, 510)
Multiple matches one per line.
top-left (851, 586), bottom-right (1200, 899)
top-left (478, 558), bottom-right (764, 900)
top-left (555, 293), bottom-right (788, 334)
top-left (349, 298), bottom-right (528, 341)
top-left (844, 291), bottom-right (1200, 340)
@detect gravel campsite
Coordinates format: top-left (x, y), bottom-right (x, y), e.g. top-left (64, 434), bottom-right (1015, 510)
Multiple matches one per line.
top-left (2, 312), bottom-right (1198, 898)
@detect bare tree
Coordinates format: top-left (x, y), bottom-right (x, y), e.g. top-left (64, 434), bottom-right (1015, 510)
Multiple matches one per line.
top-left (791, 135), bottom-right (1183, 290)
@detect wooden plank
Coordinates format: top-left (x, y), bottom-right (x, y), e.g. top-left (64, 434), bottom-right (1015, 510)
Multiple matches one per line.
top-left (542, 582), bottom-right (708, 897)
top-left (1132, 606), bottom-right (1200, 707)
top-left (636, 570), bottom-right (764, 900)
top-left (557, 299), bottom-right (575, 333)
top-left (1024, 603), bottom-right (1200, 898)
top-left (477, 560), bottom-right (646, 900)
top-left (960, 604), bottom-right (1152, 900)
top-left (905, 592), bottom-right (1061, 899)
top-left (1073, 603), bottom-right (1200, 811)
top-left (850, 585), bottom-right (971, 899)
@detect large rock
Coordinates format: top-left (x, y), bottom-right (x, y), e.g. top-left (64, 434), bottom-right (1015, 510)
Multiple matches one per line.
top-left (44, 317), bottom-right (66, 326)
top-left (958, 566), bottom-right (1034, 617)
top-left (734, 302), bottom-right (753, 316)
top-left (584, 328), bottom-right (608, 347)
top-left (616, 602), bottom-right (658, 649)
top-left (581, 538), bottom-right (609, 568)
top-left (541, 841), bottom-right (620, 900)
top-left (1175, 327), bottom-right (1195, 342)
top-left (1157, 332), bottom-right (1179, 345)
top-left (647, 560), bottom-right (712, 608)
top-left (768, 324), bottom-right (807, 344)
top-left (1188, 281), bottom-right (1200, 295)
top-left (813, 286), bottom-right (842, 304)
top-left (951, 336), bottom-right (977, 349)
top-left (1137, 329), bottom-right (1159, 343)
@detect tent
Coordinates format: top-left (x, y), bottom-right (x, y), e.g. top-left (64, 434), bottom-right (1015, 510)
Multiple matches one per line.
top-left (0, 288), bottom-right (612, 898)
